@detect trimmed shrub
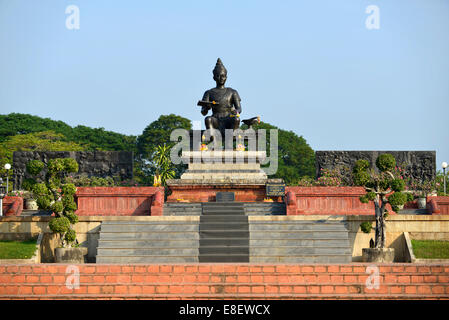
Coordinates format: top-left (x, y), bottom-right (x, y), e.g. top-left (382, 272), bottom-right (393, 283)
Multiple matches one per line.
top-left (49, 216), bottom-right (70, 234)
top-left (360, 221), bottom-right (373, 234)
top-left (376, 154), bottom-right (396, 172)
top-left (26, 160), bottom-right (44, 175)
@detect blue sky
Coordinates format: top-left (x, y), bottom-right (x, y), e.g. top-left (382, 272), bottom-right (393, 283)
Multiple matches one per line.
top-left (1, 0), bottom-right (448, 169)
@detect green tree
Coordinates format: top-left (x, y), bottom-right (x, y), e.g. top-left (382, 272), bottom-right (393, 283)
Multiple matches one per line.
top-left (136, 114), bottom-right (191, 181)
top-left (0, 113), bottom-right (73, 142)
top-left (353, 154), bottom-right (410, 248)
top-left (0, 113), bottom-right (136, 152)
top-left (243, 122), bottom-right (315, 185)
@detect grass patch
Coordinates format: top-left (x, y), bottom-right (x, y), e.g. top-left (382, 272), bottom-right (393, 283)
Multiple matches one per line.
top-left (0, 239), bottom-right (38, 259)
top-left (411, 240), bottom-right (449, 259)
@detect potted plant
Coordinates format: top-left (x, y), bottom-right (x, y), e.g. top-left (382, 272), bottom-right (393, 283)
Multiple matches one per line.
top-left (26, 158), bottom-right (87, 263)
top-left (409, 179), bottom-right (434, 209)
top-left (353, 154), bottom-right (409, 262)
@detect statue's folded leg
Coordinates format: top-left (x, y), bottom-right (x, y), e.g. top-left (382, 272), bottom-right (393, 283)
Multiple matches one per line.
top-left (205, 116), bottom-right (219, 130)
top-left (205, 116), bottom-right (220, 143)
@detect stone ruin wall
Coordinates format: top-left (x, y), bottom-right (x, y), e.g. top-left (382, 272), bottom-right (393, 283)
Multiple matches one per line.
top-left (315, 151), bottom-right (436, 182)
top-left (12, 151), bottom-right (133, 190)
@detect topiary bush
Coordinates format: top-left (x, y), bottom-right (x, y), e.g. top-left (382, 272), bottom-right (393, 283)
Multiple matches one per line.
top-left (353, 154), bottom-right (408, 249)
top-left (26, 158), bottom-right (80, 248)
top-left (360, 221), bottom-right (373, 234)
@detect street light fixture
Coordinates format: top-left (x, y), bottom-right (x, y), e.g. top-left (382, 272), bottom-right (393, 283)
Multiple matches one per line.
top-left (4, 163), bottom-right (11, 194)
top-left (443, 162), bottom-right (448, 195)
top-left (0, 178), bottom-right (5, 217)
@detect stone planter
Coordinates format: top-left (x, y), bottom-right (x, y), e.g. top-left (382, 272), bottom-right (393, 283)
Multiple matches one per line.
top-left (55, 247), bottom-right (88, 263)
top-left (362, 248), bottom-right (395, 263)
top-left (417, 197), bottom-right (427, 209)
top-left (25, 199), bottom-right (38, 210)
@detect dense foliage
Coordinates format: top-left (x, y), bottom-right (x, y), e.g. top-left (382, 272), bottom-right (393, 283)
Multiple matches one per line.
top-left (0, 113), bottom-right (136, 151)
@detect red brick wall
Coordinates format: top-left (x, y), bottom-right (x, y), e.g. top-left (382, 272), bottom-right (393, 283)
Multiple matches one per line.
top-left (1, 196), bottom-right (23, 216)
top-left (428, 196), bottom-right (449, 215)
top-left (285, 187), bottom-right (395, 215)
top-left (0, 264), bottom-right (448, 299)
top-left (75, 187), bottom-right (164, 216)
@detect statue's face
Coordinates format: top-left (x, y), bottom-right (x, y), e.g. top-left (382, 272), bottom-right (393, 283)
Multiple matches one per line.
top-left (214, 70), bottom-right (227, 86)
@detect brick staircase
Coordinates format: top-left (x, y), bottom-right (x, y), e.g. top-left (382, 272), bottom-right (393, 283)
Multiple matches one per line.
top-left (1, 264), bottom-right (448, 299)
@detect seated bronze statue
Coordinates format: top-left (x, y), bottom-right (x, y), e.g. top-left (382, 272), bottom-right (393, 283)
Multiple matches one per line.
top-left (198, 58), bottom-right (242, 138)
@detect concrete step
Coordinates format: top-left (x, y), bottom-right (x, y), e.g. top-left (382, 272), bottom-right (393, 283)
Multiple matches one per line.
top-left (200, 238), bottom-right (250, 246)
top-left (99, 232), bottom-right (199, 240)
top-left (249, 224), bottom-right (348, 231)
top-left (100, 224), bottom-right (199, 232)
top-left (249, 255), bottom-right (352, 263)
top-left (96, 256), bottom-right (199, 263)
top-left (200, 230), bottom-right (250, 238)
top-left (198, 254), bottom-right (250, 263)
top-left (200, 222), bottom-right (249, 231)
top-left (97, 248), bottom-right (198, 256)
top-left (200, 215), bottom-right (248, 223)
top-left (249, 231), bottom-right (349, 239)
top-left (98, 239), bottom-right (199, 248)
top-left (250, 246), bottom-right (351, 255)
top-left (249, 239), bottom-right (350, 247)
top-left (199, 246), bottom-right (249, 255)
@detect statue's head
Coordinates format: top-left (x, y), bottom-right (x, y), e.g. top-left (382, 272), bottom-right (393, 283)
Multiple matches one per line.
top-left (213, 58), bottom-right (227, 86)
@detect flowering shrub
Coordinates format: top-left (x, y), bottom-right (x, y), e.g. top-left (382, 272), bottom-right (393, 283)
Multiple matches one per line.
top-left (316, 168), bottom-right (342, 186)
top-left (409, 179), bottom-right (437, 198)
top-left (7, 190), bottom-right (25, 197)
top-left (119, 179), bottom-right (142, 187)
top-left (295, 176), bottom-right (315, 187)
top-left (64, 174), bottom-right (116, 187)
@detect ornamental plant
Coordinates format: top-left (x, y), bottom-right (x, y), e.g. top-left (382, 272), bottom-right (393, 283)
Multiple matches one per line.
top-left (153, 144), bottom-right (175, 186)
top-left (353, 154), bottom-right (409, 249)
top-left (26, 158), bottom-right (80, 248)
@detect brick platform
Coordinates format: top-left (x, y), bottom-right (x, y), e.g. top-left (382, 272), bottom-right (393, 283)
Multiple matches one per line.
top-left (0, 263), bottom-right (448, 299)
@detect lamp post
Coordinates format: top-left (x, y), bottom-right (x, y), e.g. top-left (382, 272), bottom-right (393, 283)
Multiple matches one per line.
top-left (0, 178), bottom-right (5, 217)
top-left (443, 162), bottom-right (448, 195)
top-left (4, 163), bottom-right (11, 194)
